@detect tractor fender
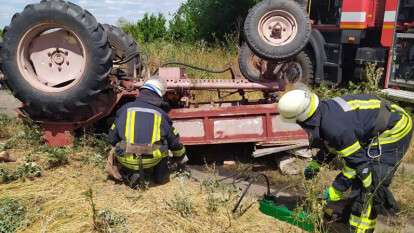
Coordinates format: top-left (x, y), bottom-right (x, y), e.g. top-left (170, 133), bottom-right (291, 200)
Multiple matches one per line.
top-left (307, 29), bottom-right (327, 83)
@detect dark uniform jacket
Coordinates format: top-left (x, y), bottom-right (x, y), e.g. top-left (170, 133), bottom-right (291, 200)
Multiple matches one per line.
top-left (108, 89), bottom-right (185, 169)
top-left (302, 94), bottom-right (412, 192)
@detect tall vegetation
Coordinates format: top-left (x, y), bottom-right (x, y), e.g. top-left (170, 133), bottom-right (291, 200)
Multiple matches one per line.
top-left (120, 0), bottom-right (260, 44)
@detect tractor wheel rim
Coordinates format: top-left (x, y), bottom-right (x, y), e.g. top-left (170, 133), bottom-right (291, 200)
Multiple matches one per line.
top-left (258, 10), bottom-right (298, 47)
top-left (17, 23), bottom-right (87, 93)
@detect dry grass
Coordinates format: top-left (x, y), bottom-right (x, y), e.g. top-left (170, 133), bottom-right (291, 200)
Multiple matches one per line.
top-left (0, 149), bottom-right (303, 233)
top-left (142, 41), bottom-right (262, 102)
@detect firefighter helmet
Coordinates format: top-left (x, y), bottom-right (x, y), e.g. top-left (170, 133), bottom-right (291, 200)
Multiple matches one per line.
top-left (141, 76), bottom-right (168, 97)
top-left (278, 90), bottom-right (319, 122)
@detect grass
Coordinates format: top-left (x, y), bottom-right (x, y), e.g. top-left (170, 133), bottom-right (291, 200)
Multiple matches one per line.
top-left (0, 197), bottom-right (26, 233)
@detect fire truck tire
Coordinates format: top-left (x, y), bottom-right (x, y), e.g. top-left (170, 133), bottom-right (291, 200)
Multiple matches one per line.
top-left (244, 0), bottom-right (311, 60)
top-left (239, 42), bottom-right (314, 84)
top-left (103, 24), bottom-right (142, 78)
top-left (0, 0), bottom-right (114, 121)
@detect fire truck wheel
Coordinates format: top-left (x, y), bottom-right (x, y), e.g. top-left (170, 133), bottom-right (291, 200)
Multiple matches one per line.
top-left (0, 0), bottom-right (114, 121)
top-left (103, 24), bottom-right (143, 78)
top-left (244, 0), bottom-right (311, 60)
top-left (239, 42), bottom-right (314, 84)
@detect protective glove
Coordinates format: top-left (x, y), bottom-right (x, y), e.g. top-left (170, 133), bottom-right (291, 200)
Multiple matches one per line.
top-left (323, 186), bottom-right (343, 202)
top-left (304, 160), bottom-right (321, 180)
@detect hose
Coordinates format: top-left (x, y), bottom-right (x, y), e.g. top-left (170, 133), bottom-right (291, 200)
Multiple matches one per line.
top-left (152, 62), bottom-right (233, 76)
top-left (232, 173), bottom-right (271, 213)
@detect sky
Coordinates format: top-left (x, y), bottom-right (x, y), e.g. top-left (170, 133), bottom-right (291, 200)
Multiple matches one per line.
top-left (0, 0), bottom-right (186, 28)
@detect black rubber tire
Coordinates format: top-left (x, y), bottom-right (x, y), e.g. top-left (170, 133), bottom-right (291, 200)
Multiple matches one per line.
top-left (0, 0), bottom-right (114, 121)
top-left (239, 42), bottom-right (314, 84)
top-left (103, 24), bottom-right (142, 77)
top-left (244, 0), bottom-right (311, 60)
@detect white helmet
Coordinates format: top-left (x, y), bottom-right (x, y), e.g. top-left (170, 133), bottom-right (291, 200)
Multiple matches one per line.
top-left (141, 76), bottom-right (167, 97)
top-left (278, 90), bottom-right (319, 122)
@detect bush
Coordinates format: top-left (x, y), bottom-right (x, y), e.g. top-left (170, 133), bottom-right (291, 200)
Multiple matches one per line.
top-left (96, 209), bottom-right (128, 233)
top-left (42, 147), bottom-right (69, 169)
top-left (0, 166), bottom-right (15, 184)
top-left (121, 13), bottom-right (167, 43)
top-left (0, 198), bottom-right (26, 233)
top-left (171, 0), bottom-right (260, 43)
top-left (14, 162), bottom-right (42, 181)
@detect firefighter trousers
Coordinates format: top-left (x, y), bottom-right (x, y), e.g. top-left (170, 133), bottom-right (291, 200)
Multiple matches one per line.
top-left (345, 129), bottom-right (413, 233)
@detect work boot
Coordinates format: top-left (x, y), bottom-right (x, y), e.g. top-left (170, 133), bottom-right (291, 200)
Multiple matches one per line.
top-left (0, 151), bottom-right (16, 163)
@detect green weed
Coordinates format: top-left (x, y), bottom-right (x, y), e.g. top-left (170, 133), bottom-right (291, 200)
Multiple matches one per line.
top-left (0, 197), bottom-right (26, 233)
top-left (40, 147), bottom-right (70, 169)
top-left (96, 209), bottom-right (129, 233)
top-left (167, 178), bottom-right (194, 217)
top-left (14, 162), bottom-right (42, 181)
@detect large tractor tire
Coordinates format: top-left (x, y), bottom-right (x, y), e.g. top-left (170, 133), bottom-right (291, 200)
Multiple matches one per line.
top-left (239, 42), bottom-right (313, 84)
top-left (103, 24), bottom-right (142, 78)
top-left (244, 0), bottom-right (311, 60)
top-left (0, 0), bottom-right (114, 122)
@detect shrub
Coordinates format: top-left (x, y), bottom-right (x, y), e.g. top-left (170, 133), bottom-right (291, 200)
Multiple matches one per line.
top-left (96, 209), bottom-right (128, 233)
top-left (0, 166), bottom-right (15, 184)
top-left (121, 13), bottom-right (167, 43)
top-left (0, 197), bottom-right (26, 233)
top-left (14, 162), bottom-right (42, 180)
top-left (42, 147), bottom-right (70, 169)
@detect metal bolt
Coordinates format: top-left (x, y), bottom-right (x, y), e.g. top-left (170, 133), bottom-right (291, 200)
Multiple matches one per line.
top-left (58, 67), bottom-right (62, 72)
top-left (66, 61), bottom-right (70, 65)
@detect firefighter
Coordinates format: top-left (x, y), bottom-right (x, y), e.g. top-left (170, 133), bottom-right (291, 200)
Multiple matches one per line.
top-left (106, 77), bottom-right (188, 188)
top-left (278, 90), bottom-right (413, 233)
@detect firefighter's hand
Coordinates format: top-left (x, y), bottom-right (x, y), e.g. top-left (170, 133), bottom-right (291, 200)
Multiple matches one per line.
top-left (323, 186), bottom-right (343, 202)
top-left (304, 160), bottom-right (321, 180)
top-left (171, 155), bottom-right (189, 165)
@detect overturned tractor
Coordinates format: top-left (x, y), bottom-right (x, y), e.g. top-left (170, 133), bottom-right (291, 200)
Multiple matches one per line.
top-left (0, 0), bottom-right (310, 158)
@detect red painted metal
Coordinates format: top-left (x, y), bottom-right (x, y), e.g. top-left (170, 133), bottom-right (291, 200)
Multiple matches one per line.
top-left (381, 0), bottom-right (399, 47)
top-left (170, 104), bottom-right (307, 145)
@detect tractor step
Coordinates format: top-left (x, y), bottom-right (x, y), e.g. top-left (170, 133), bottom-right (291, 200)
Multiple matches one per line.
top-left (382, 88), bottom-right (414, 103)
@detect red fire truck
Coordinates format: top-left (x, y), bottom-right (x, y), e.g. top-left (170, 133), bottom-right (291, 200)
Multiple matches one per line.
top-left (240, 0), bottom-right (414, 103)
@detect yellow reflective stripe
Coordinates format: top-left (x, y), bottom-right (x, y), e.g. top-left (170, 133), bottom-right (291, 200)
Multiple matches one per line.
top-left (151, 114), bottom-right (157, 144)
top-left (339, 141), bottom-right (362, 157)
top-left (157, 115), bottom-right (162, 141)
top-left (129, 111), bottom-right (136, 144)
top-left (125, 111), bottom-right (131, 140)
top-left (342, 164), bottom-right (357, 179)
top-left (377, 113), bottom-right (412, 145)
top-left (362, 173), bottom-right (372, 188)
top-left (307, 94), bottom-right (318, 118)
top-left (172, 146), bottom-right (186, 157)
top-left (116, 154), bottom-right (166, 169)
top-left (328, 186), bottom-right (343, 201)
top-left (347, 99), bottom-right (381, 110)
top-left (111, 123), bottom-right (116, 130)
top-left (173, 128), bottom-right (179, 136)
top-left (350, 215), bottom-right (377, 230)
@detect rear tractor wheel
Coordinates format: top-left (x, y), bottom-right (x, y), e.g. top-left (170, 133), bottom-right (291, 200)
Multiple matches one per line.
top-left (0, 0), bottom-right (114, 121)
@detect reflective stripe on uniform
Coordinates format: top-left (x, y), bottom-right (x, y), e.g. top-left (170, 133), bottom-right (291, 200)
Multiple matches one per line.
top-left (362, 172), bottom-right (372, 188)
top-left (125, 111), bottom-right (131, 142)
top-left (116, 152), bottom-right (168, 170)
top-left (111, 123), bottom-right (116, 130)
top-left (151, 114), bottom-right (162, 144)
top-left (376, 105), bottom-right (413, 145)
top-left (332, 97), bottom-right (352, 112)
top-left (173, 128), bottom-right (179, 136)
top-left (130, 111), bottom-right (136, 144)
top-left (347, 99), bottom-right (381, 110)
top-left (350, 199), bottom-right (377, 231)
top-left (342, 163), bottom-right (357, 179)
top-left (172, 146), bottom-right (186, 157)
top-left (328, 186), bottom-right (343, 201)
top-left (339, 141), bottom-right (362, 157)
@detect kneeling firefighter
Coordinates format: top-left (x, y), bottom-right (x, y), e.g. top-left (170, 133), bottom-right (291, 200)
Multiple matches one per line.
top-left (278, 90), bottom-right (413, 233)
top-left (106, 77), bottom-right (188, 188)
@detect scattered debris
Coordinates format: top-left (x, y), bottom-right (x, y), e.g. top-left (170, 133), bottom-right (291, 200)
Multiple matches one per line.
top-left (279, 156), bottom-right (301, 175)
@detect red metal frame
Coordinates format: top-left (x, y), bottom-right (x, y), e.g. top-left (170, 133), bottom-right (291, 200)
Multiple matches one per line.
top-left (170, 104), bottom-right (307, 145)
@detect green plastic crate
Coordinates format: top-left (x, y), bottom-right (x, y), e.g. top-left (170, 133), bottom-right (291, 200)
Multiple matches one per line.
top-left (259, 196), bottom-right (315, 232)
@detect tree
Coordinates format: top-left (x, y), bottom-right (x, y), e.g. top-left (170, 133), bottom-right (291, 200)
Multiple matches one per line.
top-left (121, 13), bottom-right (167, 43)
top-left (172, 0), bottom-right (261, 43)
